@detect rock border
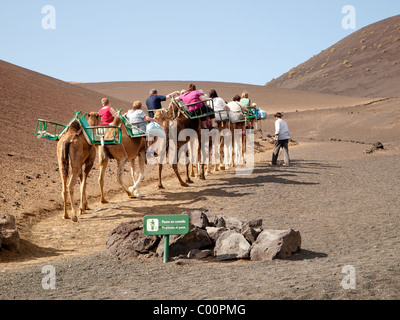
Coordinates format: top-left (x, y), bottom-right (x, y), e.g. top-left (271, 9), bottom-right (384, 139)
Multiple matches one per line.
top-left (106, 210), bottom-right (301, 262)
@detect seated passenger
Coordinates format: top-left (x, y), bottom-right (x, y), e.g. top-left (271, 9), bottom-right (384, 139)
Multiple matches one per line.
top-left (99, 98), bottom-right (117, 126)
top-left (208, 89), bottom-right (230, 129)
top-left (178, 83), bottom-right (217, 130)
top-left (126, 101), bottom-right (156, 135)
top-left (240, 91), bottom-right (255, 129)
top-left (228, 95), bottom-right (249, 132)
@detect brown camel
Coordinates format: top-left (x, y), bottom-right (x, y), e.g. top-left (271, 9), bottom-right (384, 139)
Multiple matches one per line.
top-left (93, 114), bottom-right (146, 203)
top-left (153, 99), bottom-right (205, 189)
top-left (57, 112), bottom-right (101, 222)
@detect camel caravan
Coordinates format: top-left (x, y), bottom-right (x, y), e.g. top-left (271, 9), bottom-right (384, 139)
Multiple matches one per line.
top-left (35, 84), bottom-right (267, 222)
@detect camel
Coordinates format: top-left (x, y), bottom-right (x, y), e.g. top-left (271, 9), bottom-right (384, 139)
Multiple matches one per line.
top-left (153, 99), bottom-right (205, 189)
top-left (91, 113), bottom-right (146, 203)
top-left (185, 111), bottom-right (250, 176)
top-left (57, 112), bottom-right (101, 222)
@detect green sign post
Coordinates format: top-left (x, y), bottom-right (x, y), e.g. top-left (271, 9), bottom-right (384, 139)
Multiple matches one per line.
top-left (143, 214), bottom-right (190, 263)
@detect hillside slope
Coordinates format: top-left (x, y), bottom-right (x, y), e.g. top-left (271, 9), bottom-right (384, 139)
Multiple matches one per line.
top-left (266, 15), bottom-right (400, 98)
top-left (0, 59), bottom-right (131, 213)
top-left (0, 59), bottom-right (131, 157)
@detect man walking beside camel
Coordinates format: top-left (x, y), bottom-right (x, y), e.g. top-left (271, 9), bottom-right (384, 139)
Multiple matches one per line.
top-left (271, 112), bottom-right (290, 166)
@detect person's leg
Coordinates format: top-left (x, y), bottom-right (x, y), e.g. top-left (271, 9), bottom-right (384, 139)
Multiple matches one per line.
top-left (208, 110), bottom-right (216, 128)
top-left (271, 140), bottom-right (282, 165)
top-left (282, 139), bottom-right (290, 165)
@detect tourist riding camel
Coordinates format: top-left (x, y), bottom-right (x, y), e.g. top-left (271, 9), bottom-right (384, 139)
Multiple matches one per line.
top-left (98, 98), bottom-right (117, 125)
top-left (154, 95), bottom-right (206, 189)
top-left (178, 83), bottom-right (217, 130)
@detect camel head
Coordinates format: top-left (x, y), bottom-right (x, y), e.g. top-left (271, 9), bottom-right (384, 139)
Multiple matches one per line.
top-left (154, 109), bottom-right (169, 122)
top-left (111, 114), bottom-right (122, 127)
top-left (87, 112), bottom-right (102, 126)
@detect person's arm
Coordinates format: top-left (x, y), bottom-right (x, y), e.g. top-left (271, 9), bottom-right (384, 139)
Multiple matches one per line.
top-left (166, 91), bottom-right (180, 99)
top-left (110, 107), bottom-right (117, 117)
top-left (144, 115), bottom-right (155, 122)
top-left (238, 102), bottom-right (249, 113)
top-left (144, 115), bottom-right (161, 125)
top-left (274, 120), bottom-right (281, 140)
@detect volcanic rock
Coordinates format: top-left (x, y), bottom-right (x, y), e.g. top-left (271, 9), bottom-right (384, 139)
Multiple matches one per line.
top-left (250, 229), bottom-right (301, 261)
top-left (0, 212), bottom-right (21, 252)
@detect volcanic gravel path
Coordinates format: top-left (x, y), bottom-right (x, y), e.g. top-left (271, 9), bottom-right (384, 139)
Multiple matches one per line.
top-left (1, 141), bottom-right (399, 300)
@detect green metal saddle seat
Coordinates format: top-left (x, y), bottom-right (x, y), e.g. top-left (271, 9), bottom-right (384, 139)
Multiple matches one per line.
top-left (117, 110), bottom-right (151, 138)
top-left (35, 111), bottom-right (122, 145)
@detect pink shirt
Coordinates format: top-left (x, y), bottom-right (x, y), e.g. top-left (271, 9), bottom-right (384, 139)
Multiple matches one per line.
top-left (99, 106), bottom-right (114, 125)
top-left (179, 91), bottom-right (203, 112)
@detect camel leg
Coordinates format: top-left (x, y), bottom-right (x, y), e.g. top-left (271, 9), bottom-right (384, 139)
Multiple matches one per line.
top-left (98, 152), bottom-right (109, 204)
top-left (212, 137), bottom-right (219, 172)
top-left (198, 163), bottom-right (206, 180)
top-left (184, 145), bottom-right (194, 184)
top-left (129, 152), bottom-right (146, 197)
top-left (157, 163), bottom-right (165, 189)
top-left (190, 164), bottom-right (196, 178)
top-left (219, 128), bottom-right (226, 170)
top-left (207, 140), bottom-right (213, 174)
top-left (242, 130), bottom-right (246, 164)
top-left (172, 164), bottom-right (189, 187)
top-left (185, 163), bottom-right (194, 184)
top-left (61, 176), bottom-right (69, 220)
top-left (79, 174), bottom-right (88, 214)
top-left (67, 166), bottom-right (81, 223)
top-left (57, 140), bottom-right (71, 220)
top-left (128, 158), bottom-right (137, 196)
top-left (79, 160), bottom-right (94, 214)
top-left (116, 158), bottom-right (133, 197)
top-left (189, 140), bottom-right (198, 178)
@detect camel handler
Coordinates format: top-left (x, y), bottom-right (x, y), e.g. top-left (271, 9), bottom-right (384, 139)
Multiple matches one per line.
top-left (270, 112), bottom-right (290, 166)
top-left (146, 89), bottom-right (180, 118)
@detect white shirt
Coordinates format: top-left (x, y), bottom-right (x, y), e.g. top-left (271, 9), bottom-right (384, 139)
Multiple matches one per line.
top-left (127, 109), bottom-right (147, 134)
top-left (127, 109), bottom-right (146, 124)
top-left (275, 118), bottom-right (290, 140)
top-left (212, 97), bottom-right (227, 112)
top-left (228, 101), bottom-right (245, 113)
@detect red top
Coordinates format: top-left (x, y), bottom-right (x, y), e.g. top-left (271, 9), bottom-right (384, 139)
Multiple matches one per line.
top-left (99, 106), bottom-right (114, 125)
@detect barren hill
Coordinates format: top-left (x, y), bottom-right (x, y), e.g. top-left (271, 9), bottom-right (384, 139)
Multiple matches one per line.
top-left (0, 60), bottom-right (131, 214)
top-left (266, 15), bottom-right (400, 98)
top-left (0, 59), bottom-right (131, 156)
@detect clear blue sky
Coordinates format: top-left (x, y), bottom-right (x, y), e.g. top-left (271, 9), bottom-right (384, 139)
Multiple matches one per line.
top-left (1, 0), bottom-right (399, 85)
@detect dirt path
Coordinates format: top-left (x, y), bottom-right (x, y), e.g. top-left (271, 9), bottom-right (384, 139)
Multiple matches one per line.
top-left (0, 139), bottom-right (274, 268)
top-left (1, 140), bottom-right (399, 300)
